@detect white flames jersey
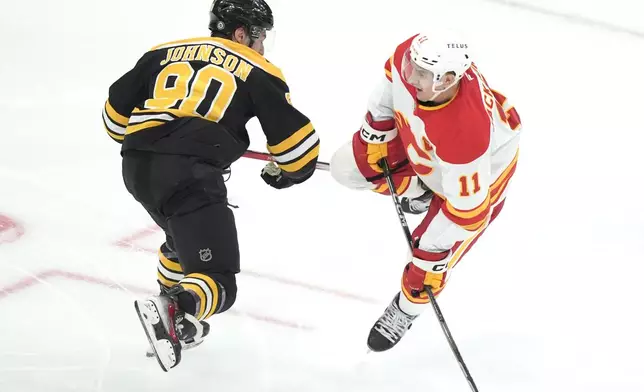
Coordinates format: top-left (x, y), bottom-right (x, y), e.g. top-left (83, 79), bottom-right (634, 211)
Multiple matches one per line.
top-left (372, 35), bottom-right (522, 250)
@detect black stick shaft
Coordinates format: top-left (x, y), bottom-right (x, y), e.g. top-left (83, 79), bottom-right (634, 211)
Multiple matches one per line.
top-left (378, 158), bottom-right (480, 392)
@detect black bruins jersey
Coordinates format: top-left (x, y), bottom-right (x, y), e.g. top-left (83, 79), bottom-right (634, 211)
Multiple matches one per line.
top-left (102, 37), bottom-right (319, 180)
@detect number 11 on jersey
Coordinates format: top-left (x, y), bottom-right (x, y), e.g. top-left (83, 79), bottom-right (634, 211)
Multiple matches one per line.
top-left (459, 173), bottom-right (481, 197)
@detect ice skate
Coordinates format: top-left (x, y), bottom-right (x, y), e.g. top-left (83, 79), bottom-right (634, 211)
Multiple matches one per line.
top-left (400, 186), bottom-right (434, 215)
top-left (367, 293), bottom-right (418, 352)
top-left (134, 286), bottom-right (191, 371)
top-left (145, 318), bottom-right (211, 358)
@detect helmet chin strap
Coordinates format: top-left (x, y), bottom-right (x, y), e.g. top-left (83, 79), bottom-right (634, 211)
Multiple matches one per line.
top-left (428, 90), bottom-right (443, 102)
top-left (428, 78), bottom-right (459, 101)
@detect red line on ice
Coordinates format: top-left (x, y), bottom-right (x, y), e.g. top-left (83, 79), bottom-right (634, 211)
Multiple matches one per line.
top-left (114, 226), bottom-right (379, 305)
top-left (0, 269), bottom-right (314, 331)
top-left (113, 224), bottom-right (158, 249)
top-left (0, 214), bottom-right (25, 244)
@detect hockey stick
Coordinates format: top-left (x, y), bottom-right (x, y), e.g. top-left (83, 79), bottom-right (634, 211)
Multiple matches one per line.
top-left (378, 157), bottom-right (480, 392)
top-left (242, 149), bottom-right (330, 171)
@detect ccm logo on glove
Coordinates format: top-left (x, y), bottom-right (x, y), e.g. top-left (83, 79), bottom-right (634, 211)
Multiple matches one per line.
top-left (412, 249), bottom-right (452, 273)
top-left (361, 128), bottom-right (390, 143)
top-left (428, 261), bottom-right (449, 273)
top-left (359, 112), bottom-right (398, 144)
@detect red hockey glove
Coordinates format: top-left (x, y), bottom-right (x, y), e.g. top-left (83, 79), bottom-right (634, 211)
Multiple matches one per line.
top-left (352, 112), bottom-right (411, 179)
top-left (402, 248), bottom-right (451, 297)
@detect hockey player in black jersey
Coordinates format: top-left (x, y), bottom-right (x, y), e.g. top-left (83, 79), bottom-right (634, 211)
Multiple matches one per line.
top-left (101, 0), bottom-right (320, 371)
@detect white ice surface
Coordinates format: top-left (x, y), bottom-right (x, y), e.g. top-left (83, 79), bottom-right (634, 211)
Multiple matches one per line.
top-left (1, 0), bottom-right (643, 391)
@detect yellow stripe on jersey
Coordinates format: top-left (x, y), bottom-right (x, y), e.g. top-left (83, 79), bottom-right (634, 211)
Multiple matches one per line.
top-left (385, 56), bottom-right (394, 82)
top-left (267, 122), bottom-right (315, 155)
top-left (131, 108), bottom-right (186, 118)
top-left (460, 217), bottom-right (488, 232)
top-left (373, 183), bottom-right (389, 194)
top-left (125, 120), bottom-right (168, 135)
top-left (447, 223), bottom-right (485, 271)
top-left (373, 177), bottom-right (411, 195)
top-left (445, 192), bottom-right (491, 220)
top-left (397, 176), bottom-right (411, 194)
top-left (277, 144), bottom-right (320, 173)
top-left (491, 152), bottom-right (518, 190)
top-left (267, 122), bottom-right (319, 173)
top-left (212, 38), bottom-right (285, 83)
top-left (491, 176), bottom-right (512, 206)
top-left (129, 108), bottom-right (188, 131)
top-left (444, 151), bottom-right (518, 229)
top-left (149, 37), bottom-right (286, 84)
top-left (104, 100), bottom-right (130, 127)
top-left (443, 196), bottom-right (490, 232)
top-left (418, 85), bottom-right (460, 111)
top-left (490, 152), bottom-right (519, 205)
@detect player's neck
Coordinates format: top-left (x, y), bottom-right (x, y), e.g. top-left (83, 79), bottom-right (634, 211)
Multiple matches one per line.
top-left (418, 83), bottom-right (459, 106)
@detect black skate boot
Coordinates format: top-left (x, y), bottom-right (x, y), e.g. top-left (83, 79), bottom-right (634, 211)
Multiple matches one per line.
top-left (135, 286), bottom-right (195, 371)
top-left (401, 181), bottom-right (434, 215)
top-left (367, 293), bottom-right (418, 352)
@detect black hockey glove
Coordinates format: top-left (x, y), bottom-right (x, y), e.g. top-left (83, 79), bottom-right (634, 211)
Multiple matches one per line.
top-left (261, 162), bottom-right (294, 189)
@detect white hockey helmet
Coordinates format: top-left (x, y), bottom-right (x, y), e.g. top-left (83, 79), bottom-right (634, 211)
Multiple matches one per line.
top-left (403, 31), bottom-right (473, 93)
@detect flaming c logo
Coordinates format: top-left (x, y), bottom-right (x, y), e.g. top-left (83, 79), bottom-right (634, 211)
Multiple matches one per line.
top-left (394, 110), bottom-right (434, 176)
top-left (394, 110), bottom-right (410, 131)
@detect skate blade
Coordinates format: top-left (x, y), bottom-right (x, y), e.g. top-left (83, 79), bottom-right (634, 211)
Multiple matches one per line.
top-left (145, 339), bottom-right (204, 358)
top-left (134, 300), bottom-right (176, 372)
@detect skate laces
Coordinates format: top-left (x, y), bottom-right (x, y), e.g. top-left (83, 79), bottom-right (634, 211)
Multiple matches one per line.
top-left (176, 313), bottom-right (205, 342)
top-left (175, 315), bottom-right (190, 340)
top-left (409, 199), bottom-right (429, 213)
top-left (374, 299), bottom-right (417, 344)
top-left (407, 190), bottom-right (432, 213)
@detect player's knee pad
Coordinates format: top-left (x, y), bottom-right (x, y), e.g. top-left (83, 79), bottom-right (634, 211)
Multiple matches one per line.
top-left (330, 141), bottom-right (374, 191)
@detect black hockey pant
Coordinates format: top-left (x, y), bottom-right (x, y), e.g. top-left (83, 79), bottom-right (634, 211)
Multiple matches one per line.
top-left (122, 150), bottom-right (239, 320)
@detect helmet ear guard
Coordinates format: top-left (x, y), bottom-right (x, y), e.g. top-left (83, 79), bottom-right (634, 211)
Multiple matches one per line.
top-left (248, 25), bottom-right (267, 40)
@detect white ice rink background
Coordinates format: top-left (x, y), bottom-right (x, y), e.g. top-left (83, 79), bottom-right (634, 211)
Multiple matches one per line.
top-left (1, 0), bottom-right (643, 391)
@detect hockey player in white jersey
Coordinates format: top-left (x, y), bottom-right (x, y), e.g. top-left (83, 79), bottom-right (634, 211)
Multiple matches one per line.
top-left (330, 31), bottom-right (523, 352)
